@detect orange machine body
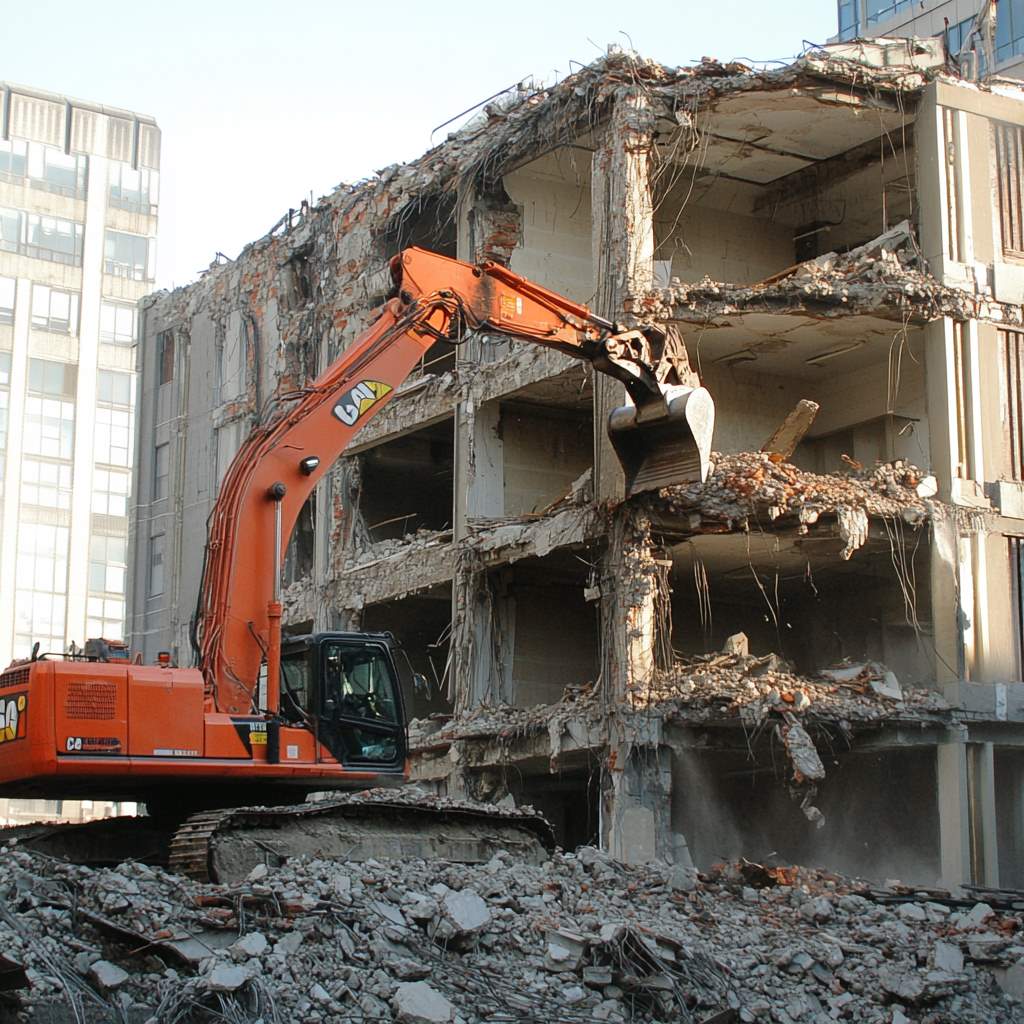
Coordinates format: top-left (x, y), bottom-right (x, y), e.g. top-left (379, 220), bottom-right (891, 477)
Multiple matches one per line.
top-left (0, 639), bottom-right (398, 801)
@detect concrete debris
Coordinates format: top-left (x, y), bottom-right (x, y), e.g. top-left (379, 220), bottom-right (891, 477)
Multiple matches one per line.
top-left (410, 650), bottom-right (949, 759)
top-left (392, 981), bottom-right (456, 1023)
top-left (721, 632), bottom-right (748, 656)
top-left (634, 219), bottom-right (1021, 328)
top-left (648, 652), bottom-right (948, 724)
top-left (647, 453), bottom-right (940, 539)
top-left (779, 718), bottom-right (826, 783)
top-left (204, 963), bottom-right (251, 992)
top-left (88, 958), bottom-right (129, 991)
top-left (4, 842), bottom-right (1022, 1022)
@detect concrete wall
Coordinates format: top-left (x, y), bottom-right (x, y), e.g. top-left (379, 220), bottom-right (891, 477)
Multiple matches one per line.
top-left (511, 577), bottom-right (598, 706)
top-left (501, 404), bottom-right (591, 516)
top-left (505, 153), bottom-right (594, 303)
top-left (654, 201), bottom-right (794, 286)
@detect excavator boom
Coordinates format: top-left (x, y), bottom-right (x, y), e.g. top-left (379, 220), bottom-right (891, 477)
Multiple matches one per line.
top-left (198, 247), bottom-right (714, 716)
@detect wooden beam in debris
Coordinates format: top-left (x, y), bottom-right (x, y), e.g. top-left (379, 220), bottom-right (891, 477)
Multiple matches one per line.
top-left (760, 399), bottom-right (820, 460)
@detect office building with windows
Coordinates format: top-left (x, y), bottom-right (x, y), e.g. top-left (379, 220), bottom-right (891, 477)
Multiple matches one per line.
top-left (0, 82), bottom-right (159, 666)
top-left (835, 0), bottom-right (1024, 78)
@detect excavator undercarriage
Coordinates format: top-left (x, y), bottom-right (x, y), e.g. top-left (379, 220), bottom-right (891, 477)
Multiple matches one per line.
top-left (1, 791), bottom-right (556, 884)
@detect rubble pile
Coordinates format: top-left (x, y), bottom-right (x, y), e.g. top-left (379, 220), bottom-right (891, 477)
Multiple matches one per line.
top-left (409, 651), bottom-right (950, 755)
top-left (646, 651), bottom-right (950, 726)
top-left (342, 527), bottom-right (453, 571)
top-left (650, 453), bottom-right (936, 542)
top-left (632, 221), bottom-right (1003, 326)
top-left (408, 684), bottom-right (602, 753)
top-left (1, 837), bottom-right (1022, 1023)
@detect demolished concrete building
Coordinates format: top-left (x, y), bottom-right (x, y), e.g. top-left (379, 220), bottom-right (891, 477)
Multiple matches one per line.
top-left (130, 37), bottom-right (1024, 890)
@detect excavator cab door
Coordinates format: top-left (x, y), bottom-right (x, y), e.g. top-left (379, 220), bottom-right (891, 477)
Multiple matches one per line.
top-left (313, 636), bottom-right (406, 770)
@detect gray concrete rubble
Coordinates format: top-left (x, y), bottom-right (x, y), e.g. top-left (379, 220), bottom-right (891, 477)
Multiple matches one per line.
top-left (632, 218), bottom-right (1024, 327)
top-left (2, 839), bottom-right (1023, 1023)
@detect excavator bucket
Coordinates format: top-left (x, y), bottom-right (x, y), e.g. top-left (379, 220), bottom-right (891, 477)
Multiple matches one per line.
top-left (608, 385), bottom-right (715, 496)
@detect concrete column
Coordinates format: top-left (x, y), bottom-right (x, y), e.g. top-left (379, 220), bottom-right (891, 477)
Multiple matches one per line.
top-left (937, 735), bottom-right (1000, 888)
top-left (924, 319), bottom-right (960, 500)
top-left (454, 399), bottom-right (502, 540)
top-left (599, 512), bottom-right (659, 699)
top-left (972, 741), bottom-right (1000, 886)
top-left (603, 740), bottom-right (674, 864)
top-left (0, 277), bottom-right (32, 661)
top-left (66, 144), bottom-right (109, 647)
top-left (937, 733), bottom-right (972, 888)
top-left (451, 399), bottom-right (507, 712)
top-left (590, 90), bottom-right (655, 504)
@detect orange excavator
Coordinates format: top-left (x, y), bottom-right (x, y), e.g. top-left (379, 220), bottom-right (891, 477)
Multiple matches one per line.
top-left (0, 248), bottom-right (714, 880)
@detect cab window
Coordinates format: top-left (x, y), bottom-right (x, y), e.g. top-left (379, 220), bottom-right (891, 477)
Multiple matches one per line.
top-left (321, 642), bottom-right (399, 724)
top-left (280, 649), bottom-right (310, 721)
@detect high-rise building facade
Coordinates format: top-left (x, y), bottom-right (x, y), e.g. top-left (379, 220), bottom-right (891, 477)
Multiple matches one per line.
top-left (834, 0), bottom-right (1024, 78)
top-left (0, 83), bottom-right (159, 666)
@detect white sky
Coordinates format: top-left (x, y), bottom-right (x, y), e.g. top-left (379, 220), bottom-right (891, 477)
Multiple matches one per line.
top-left (5, 1), bottom-right (838, 289)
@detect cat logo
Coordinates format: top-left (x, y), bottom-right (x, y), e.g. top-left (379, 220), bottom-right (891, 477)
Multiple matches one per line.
top-left (0, 692), bottom-right (27, 744)
top-left (332, 380), bottom-right (393, 427)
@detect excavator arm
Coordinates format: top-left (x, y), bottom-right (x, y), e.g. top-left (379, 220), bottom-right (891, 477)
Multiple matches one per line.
top-left (196, 247), bottom-right (713, 715)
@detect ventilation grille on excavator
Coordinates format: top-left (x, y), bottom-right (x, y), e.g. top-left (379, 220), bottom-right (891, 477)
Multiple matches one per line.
top-left (65, 680), bottom-right (117, 720)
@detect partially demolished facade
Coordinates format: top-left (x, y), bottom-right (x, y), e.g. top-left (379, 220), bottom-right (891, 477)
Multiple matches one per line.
top-left (131, 37), bottom-right (1024, 888)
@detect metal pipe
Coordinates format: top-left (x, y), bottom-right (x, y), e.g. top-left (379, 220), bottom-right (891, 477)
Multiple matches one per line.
top-left (266, 482), bottom-right (286, 716)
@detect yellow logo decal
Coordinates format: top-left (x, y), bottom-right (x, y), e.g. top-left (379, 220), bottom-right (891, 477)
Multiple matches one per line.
top-left (332, 380), bottom-right (393, 427)
top-left (0, 693), bottom-right (27, 744)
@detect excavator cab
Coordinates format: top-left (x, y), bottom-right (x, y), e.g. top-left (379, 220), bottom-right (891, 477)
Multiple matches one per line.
top-left (279, 632), bottom-right (407, 771)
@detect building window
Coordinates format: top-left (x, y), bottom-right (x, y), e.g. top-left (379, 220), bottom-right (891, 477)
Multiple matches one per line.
top-left (996, 122), bottom-right (1024, 258)
top-left (837, 0), bottom-right (860, 40)
top-left (108, 164), bottom-right (158, 215)
top-left (25, 360), bottom-right (76, 461)
top-left (1001, 330), bottom-right (1024, 481)
top-left (93, 467), bottom-right (130, 517)
top-left (0, 353), bottom-right (10, 495)
top-left (86, 595), bottom-right (125, 642)
top-left (99, 302), bottom-right (137, 346)
top-left (23, 214), bottom-right (84, 267)
top-left (0, 208), bottom-right (23, 255)
top-left (94, 406), bottom-right (131, 467)
top-left (148, 533), bottom-right (165, 598)
top-left (94, 369), bottom-right (132, 477)
top-left (26, 145), bottom-right (87, 199)
top-left (0, 277), bottom-right (14, 325)
top-left (157, 331), bottom-right (174, 384)
top-left (153, 443), bottom-right (169, 500)
top-left (31, 285), bottom-right (79, 334)
top-left (0, 139), bottom-right (28, 181)
top-left (28, 358), bottom-right (77, 397)
top-left (104, 230), bottom-right (153, 282)
top-left (1012, 537), bottom-right (1024, 678)
top-left (21, 458), bottom-right (72, 510)
top-left (945, 16), bottom-right (976, 59)
top-left (14, 522), bottom-right (69, 656)
top-left (88, 534), bottom-right (127, 596)
top-left (97, 369), bottom-right (132, 407)
top-left (866, 0), bottom-right (913, 25)
top-left (996, 0), bottom-right (1024, 64)
top-left (0, 389), bottom-right (8, 456)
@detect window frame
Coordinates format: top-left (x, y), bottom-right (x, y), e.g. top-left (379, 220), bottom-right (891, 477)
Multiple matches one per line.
top-left (30, 284), bottom-right (80, 335)
top-left (147, 533), bottom-right (166, 598)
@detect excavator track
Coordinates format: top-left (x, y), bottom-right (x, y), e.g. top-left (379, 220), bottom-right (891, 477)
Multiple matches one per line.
top-left (168, 790), bottom-right (556, 883)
